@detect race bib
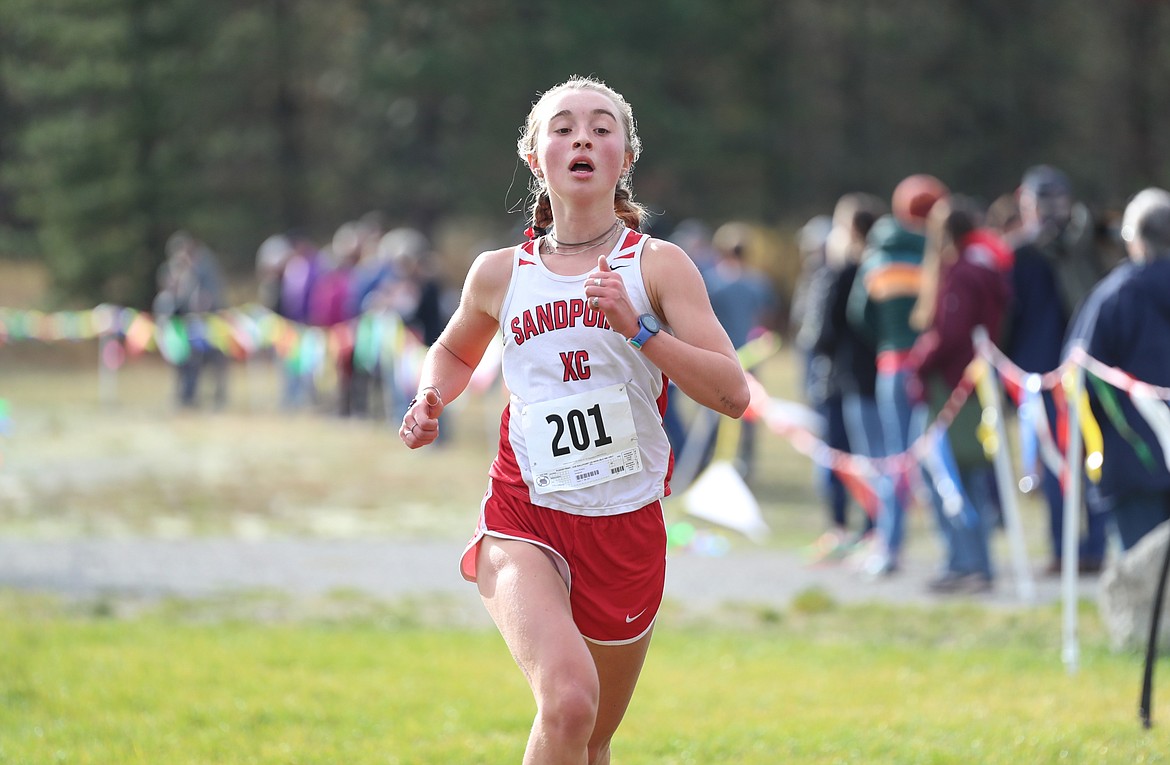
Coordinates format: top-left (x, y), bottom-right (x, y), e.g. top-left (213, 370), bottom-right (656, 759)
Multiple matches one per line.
top-left (521, 383), bottom-right (643, 494)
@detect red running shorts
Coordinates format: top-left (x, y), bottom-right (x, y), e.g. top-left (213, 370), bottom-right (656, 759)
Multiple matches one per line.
top-left (460, 477), bottom-right (667, 645)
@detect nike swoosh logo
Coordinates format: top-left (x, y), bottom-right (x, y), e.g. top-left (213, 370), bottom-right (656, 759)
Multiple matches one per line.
top-left (625, 608), bottom-right (647, 623)
top-left (611, 263), bottom-right (632, 269)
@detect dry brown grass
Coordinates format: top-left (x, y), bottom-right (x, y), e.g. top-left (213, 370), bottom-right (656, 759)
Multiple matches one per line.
top-left (0, 347), bottom-right (498, 538)
top-left (0, 260), bottom-right (50, 309)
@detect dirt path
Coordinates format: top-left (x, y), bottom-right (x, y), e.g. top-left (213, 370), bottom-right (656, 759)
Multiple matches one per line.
top-left (0, 537), bottom-right (1092, 622)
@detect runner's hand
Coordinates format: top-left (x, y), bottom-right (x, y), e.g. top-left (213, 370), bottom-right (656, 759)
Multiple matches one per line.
top-left (585, 254), bottom-right (637, 337)
top-left (401, 387), bottom-right (443, 448)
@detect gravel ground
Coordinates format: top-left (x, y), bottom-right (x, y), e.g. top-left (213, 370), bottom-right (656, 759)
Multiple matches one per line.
top-left (0, 537), bottom-right (1095, 622)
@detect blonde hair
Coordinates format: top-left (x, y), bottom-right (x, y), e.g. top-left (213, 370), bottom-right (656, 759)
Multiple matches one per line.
top-left (827, 192), bottom-right (883, 268)
top-left (517, 75), bottom-right (647, 233)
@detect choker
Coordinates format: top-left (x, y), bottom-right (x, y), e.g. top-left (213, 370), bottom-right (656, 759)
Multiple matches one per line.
top-left (546, 220), bottom-right (621, 255)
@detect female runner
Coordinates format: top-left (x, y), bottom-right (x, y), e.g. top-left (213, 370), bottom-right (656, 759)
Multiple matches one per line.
top-left (401, 75), bottom-right (749, 764)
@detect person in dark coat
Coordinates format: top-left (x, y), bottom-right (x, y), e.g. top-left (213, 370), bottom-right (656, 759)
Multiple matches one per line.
top-left (806, 193), bottom-right (885, 561)
top-left (1004, 165), bottom-right (1111, 573)
top-left (1065, 187), bottom-right (1170, 551)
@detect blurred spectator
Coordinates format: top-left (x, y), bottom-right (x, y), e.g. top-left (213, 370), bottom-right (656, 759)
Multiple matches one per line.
top-left (346, 212), bottom-right (391, 319)
top-left (706, 222), bottom-right (781, 349)
top-left (986, 192), bottom-right (1024, 248)
top-left (847, 173), bottom-right (949, 577)
top-left (311, 222), bottom-right (363, 416)
top-left (1004, 165), bottom-right (1111, 574)
top-left (153, 230), bottom-right (228, 409)
top-left (363, 227), bottom-right (449, 420)
top-left (1019, 165), bottom-right (1108, 321)
top-left (343, 213), bottom-right (391, 418)
top-left (255, 234), bottom-right (293, 313)
top-left (701, 221), bottom-right (780, 482)
top-left (278, 231), bottom-right (324, 409)
top-left (370, 227), bottom-right (446, 345)
top-left (907, 196), bottom-right (1012, 594)
top-left (659, 219), bottom-right (719, 457)
top-left (252, 234), bottom-right (294, 410)
top-left (1065, 187), bottom-right (1170, 551)
top-left (806, 193), bottom-right (885, 562)
top-left (791, 216), bottom-right (833, 409)
top-left (789, 215), bottom-right (832, 357)
top-left (669, 218), bottom-right (719, 277)
top-left (310, 222), bottom-right (362, 328)
top-left (794, 214), bottom-right (850, 550)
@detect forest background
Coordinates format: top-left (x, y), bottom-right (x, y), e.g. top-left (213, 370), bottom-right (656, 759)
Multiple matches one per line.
top-left (0, 0), bottom-right (1168, 308)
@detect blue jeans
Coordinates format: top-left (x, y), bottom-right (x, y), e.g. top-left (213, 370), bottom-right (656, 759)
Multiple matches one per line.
top-left (842, 392), bottom-right (883, 534)
top-left (874, 369), bottom-right (923, 562)
top-left (928, 460), bottom-right (996, 579)
top-left (1105, 490), bottom-right (1170, 551)
top-left (281, 363), bottom-right (315, 410)
top-left (842, 392), bottom-right (884, 459)
top-left (177, 346), bottom-right (227, 409)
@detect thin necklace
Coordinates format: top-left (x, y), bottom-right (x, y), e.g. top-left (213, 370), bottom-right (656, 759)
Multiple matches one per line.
top-left (545, 220), bottom-right (621, 255)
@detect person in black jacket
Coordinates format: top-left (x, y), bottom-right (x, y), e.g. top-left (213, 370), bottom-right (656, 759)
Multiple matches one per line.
top-left (806, 193), bottom-right (885, 562)
top-left (1005, 165), bottom-right (1111, 573)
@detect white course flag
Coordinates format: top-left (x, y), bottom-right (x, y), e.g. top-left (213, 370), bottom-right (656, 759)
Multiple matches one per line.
top-left (1131, 385), bottom-right (1170, 471)
top-left (682, 460), bottom-right (770, 542)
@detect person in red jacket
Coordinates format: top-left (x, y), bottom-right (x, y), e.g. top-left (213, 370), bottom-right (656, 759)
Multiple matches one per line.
top-left (907, 195), bottom-right (1012, 594)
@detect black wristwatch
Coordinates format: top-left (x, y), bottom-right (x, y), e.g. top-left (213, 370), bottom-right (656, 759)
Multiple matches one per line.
top-left (627, 313), bottom-right (662, 350)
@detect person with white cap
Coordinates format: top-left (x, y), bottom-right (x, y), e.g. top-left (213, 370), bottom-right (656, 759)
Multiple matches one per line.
top-left (1066, 188), bottom-right (1170, 552)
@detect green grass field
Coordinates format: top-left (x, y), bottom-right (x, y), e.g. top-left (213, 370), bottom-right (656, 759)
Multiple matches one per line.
top-left (0, 592), bottom-right (1166, 764)
top-left (1, 278), bottom-right (1169, 763)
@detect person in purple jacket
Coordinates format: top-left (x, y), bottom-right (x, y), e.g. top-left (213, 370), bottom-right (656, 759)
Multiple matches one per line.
top-left (278, 231), bottom-right (323, 409)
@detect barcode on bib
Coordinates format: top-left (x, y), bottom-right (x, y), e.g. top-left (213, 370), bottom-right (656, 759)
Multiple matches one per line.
top-left (610, 464), bottom-right (626, 475)
top-left (575, 469), bottom-right (601, 482)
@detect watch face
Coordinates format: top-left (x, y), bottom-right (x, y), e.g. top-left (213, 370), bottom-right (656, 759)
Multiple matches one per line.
top-left (641, 314), bottom-right (661, 333)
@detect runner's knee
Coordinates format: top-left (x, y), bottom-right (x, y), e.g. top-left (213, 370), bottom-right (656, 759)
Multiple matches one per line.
top-left (535, 674), bottom-right (599, 747)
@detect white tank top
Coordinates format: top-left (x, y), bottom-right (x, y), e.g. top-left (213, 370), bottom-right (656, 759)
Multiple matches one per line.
top-left (488, 228), bottom-right (673, 516)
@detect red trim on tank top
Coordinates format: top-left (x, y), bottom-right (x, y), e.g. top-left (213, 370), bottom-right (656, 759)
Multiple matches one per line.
top-left (658, 374), bottom-right (673, 497)
top-left (618, 230), bottom-right (643, 251)
top-left (488, 402), bottom-right (524, 486)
